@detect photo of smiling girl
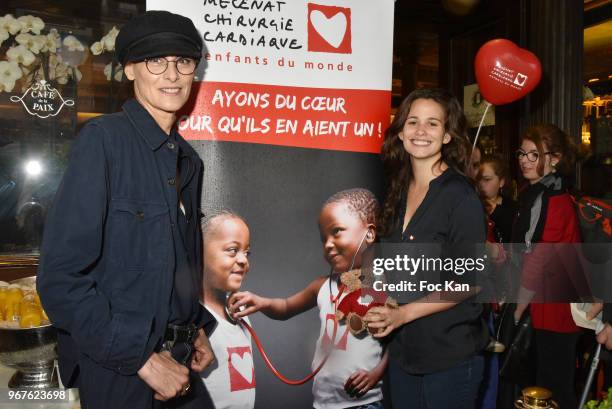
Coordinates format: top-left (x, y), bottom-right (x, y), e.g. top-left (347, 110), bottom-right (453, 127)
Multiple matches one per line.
top-left (200, 210), bottom-right (256, 409)
top-left (228, 189), bottom-right (388, 409)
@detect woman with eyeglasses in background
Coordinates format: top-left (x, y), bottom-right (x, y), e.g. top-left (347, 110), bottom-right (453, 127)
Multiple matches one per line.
top-left (511, 124), bottom-right (590, 409)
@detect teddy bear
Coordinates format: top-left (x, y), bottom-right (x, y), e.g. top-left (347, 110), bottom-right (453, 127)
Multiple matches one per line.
top-left (335, 269), bottom-right (397, 336)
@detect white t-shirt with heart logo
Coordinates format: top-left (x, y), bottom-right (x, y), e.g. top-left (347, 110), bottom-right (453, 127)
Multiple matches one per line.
top-left (312, 278), bottom-right (384, 409)
top-left (201, 306), bottom-right (256, 409)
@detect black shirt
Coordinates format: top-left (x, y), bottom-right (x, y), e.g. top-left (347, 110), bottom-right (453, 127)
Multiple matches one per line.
top-left (384, 167), bottom-right (489, 374)
top-left (490, 196), bottom-right (517, 244)
top-left (168, 142), bottom-right (202, 324)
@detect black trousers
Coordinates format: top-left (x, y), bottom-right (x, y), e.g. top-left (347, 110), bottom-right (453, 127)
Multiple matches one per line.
top-left (79, 342), bottom-right (214, 409)
top-left (534, 329), bottom-right (580, 409)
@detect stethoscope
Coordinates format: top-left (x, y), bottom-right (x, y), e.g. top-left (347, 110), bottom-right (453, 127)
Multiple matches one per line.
top-left (224, 229), bottom-right (370, 385)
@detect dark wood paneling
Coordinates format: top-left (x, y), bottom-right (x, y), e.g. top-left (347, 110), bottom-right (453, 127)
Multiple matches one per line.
top-left (524, 0), bottom-right (584, 141)
top-left (444, 2), bottom-right (523, 172)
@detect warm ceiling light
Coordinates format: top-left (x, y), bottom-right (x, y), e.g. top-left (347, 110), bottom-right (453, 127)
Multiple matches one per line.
top-left (588, 78), bottom-right (600, 83)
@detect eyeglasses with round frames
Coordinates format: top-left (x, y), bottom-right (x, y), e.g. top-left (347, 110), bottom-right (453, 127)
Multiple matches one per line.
top-left (144, 57), bottom-right (198, 75)
top-left (515, 150), bottom-right (553, 162)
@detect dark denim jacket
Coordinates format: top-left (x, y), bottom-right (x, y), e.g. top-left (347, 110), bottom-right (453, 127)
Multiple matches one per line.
top-left (37, 99), bottom-right (213, 380)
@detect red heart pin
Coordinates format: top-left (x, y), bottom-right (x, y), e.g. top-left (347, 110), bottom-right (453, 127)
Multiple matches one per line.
top-left (474, 39), bottom-right (542, 105)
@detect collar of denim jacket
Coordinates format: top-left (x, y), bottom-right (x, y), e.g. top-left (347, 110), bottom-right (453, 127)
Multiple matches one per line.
top-left (122, 98), bottom-right (176, 151)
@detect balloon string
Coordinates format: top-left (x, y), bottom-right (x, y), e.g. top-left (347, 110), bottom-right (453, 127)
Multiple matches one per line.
top-left (471, 101), bottom-right (492, 155)
top-left (235, 285), bottom-right (344, 386)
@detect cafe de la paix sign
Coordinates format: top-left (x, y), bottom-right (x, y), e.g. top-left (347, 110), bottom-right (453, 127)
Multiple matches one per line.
top-left (10, 79), bottom-right (75, 119)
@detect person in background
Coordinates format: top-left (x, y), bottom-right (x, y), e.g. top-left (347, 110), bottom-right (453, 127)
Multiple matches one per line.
top-left (477, 156), bottom-right (517, 245)
top-left (476, 156), bottom-right (518, 409)
top-left (596, 305), bottom-right (612, 350)
top-left (469, 144), bottom-right (482, 180)
top-left (513, 124), bottom-right (590, 409)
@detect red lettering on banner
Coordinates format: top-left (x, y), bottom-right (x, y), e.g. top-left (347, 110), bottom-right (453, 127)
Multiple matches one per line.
top-left (178, 82), bottom-right (390, 153)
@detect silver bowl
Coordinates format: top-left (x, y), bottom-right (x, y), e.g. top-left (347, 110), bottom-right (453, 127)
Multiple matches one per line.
top-left (0, 276), bottom-right (58, 388)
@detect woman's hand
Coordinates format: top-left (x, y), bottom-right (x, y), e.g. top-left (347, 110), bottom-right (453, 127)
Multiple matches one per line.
top-left (485, 241), bottom-right (500, 260)
top-left (344, 369), bottom-right (377, 397)
top-left (587, 302), bottom-right (604, 321)
top-left (363, 305), bottom-right (407, 338)
top-left (514, 303), bottom-right (528, 325)
top-left (597, 323), bottom-right (612, 350)
top-left (485, 241), bottom-right (507, 264)
top-left (227, 291), bottom-right (271, 319)
top-left (137, 351), bottom-right (190, 401)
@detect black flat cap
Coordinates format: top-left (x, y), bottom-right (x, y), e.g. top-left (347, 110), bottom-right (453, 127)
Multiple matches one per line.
top-left (115, 10), bottom-right (203, 64)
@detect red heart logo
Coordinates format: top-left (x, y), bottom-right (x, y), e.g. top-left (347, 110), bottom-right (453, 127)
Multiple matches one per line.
top-left (474, 39), bottom-right (542, 105)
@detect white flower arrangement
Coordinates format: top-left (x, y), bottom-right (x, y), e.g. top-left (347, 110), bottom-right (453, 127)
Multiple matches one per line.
top-left (91, 26), bottom-right (123, 82)
top-left (17, 15), bottom-right (44, 35)
top-left (0, 14), bottom-right (84, 92)
top-left (90, 26), bottom-right (119, 56)
top-left (0, 15), bottom-right (23, 37)
top-left (0, 60), bottom-right (22, 92)
top-left (63, 35), bottom-right (85, 52)
top-left (103, 62), bottom-right (123, 82)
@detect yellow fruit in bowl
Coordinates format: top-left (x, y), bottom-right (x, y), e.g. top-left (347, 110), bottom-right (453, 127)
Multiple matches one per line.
top-left (4, 303), bottom-right (18, 323)
top-left (0, 279), bottom-right (50, 328)
top-left (20, 304), bottom-right (43, 328)
top-left (22, 293), bottom-right (39, 305)
top-left (0, 287), bottom-right (7, 320)
top-left (4, 287), bottom-right (24, 321)
top-left (6, 286), bottom-right (23, 300)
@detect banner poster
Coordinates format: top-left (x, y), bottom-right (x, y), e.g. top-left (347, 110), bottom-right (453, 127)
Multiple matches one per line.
top-left (147, 1), bottom-right (394, 406)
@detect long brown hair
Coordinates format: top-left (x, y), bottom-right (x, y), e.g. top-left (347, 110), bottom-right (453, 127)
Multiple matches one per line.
top-left (379, 88), bottom-right (471, 236)
top-left (521, 124), bottom-right (577, 176)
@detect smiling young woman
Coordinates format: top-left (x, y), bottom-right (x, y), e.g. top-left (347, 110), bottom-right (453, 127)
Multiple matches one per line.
top-left (370, 88), bottom-right (488, 409)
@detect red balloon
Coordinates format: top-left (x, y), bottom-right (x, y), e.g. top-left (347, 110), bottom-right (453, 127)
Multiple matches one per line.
top-left (474, 39), bottom-right (542, 105)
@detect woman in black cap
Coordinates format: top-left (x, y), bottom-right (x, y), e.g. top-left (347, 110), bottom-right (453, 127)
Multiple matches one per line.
top-left (38, 10), bottom-right (216, 409)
